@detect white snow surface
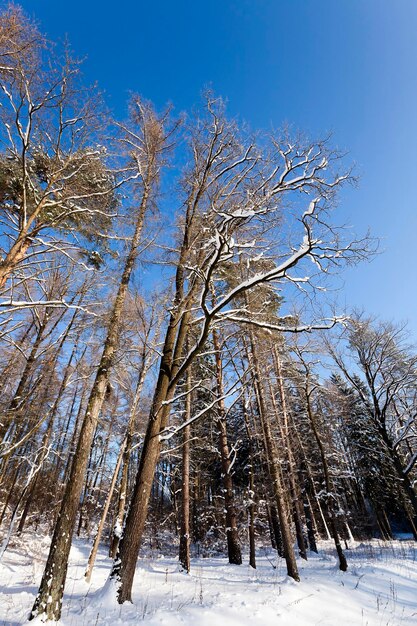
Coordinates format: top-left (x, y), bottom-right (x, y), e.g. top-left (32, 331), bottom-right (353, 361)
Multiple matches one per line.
top-left (1, 534), bottom-right (417, 625)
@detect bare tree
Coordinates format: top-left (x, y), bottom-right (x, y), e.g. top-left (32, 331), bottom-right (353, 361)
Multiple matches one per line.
top-left (111, 95), bottom-right (364, 602)
top-left (30, 98), bottom-right (174, 622)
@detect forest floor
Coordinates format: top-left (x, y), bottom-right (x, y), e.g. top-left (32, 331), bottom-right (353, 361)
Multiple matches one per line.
top-left (0, 533), bottom-right (416, 625)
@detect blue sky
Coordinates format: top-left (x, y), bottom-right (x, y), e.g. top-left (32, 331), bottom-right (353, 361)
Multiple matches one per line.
top-left (20, 0), bottom-right (417, 334)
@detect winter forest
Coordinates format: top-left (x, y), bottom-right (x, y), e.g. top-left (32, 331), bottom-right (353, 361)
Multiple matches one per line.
top-left (1, 4), bottom-right (417, 625)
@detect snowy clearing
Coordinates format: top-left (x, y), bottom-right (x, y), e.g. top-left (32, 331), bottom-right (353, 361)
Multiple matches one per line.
top-left (0, 536), bottom-right (416, 625)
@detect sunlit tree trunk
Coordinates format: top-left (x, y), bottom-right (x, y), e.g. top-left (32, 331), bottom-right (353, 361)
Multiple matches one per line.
top-left (109, 367), bottom-right (147, 558)
top-left (30, 119), bottom-right (155, 619)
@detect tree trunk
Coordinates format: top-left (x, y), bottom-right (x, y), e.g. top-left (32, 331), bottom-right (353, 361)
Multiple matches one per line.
top-left (77, 424), bottom-right (99, 537)
top-left (85, 440), bottom-right (125, 582)
top-left (212, 326), bottom-right (242, 565)
top-left (179, 365), bottom-right (191, 573)
top-left (0, 311), bottom-right (49, 453)
top-left (0, 465), bottom-right (20, 526)
top-left (109, 369), bottom-right (146, 558)
top-left (304, 377), bottom-right (347, 572)
top-left (111, 380), bottom-right (169, 602)
top-left (30, 183), bottom-right (151, 622)
top-left (269, 359), bottom-right (308, 561)
top-left (110, 293), bottom-right (193, 602)
top-left (0, 235), bottom-right (31, 291)
top-left (248, 334), bottom-right (299, 581)
top-left (242, 398), bottom-right (256, 569)
top-left (248, 457), bottom-right (256, 569)
top-left (303, 494), bottom-right (318, 553)
top-left (217, 418), bottom-right (242, 564)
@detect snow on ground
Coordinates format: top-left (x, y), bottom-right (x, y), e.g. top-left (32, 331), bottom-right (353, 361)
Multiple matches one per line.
top-left (0, 534), bottom-right (416, 625)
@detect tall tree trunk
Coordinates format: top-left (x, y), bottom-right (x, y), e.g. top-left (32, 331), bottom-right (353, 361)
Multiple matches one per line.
top-left (268, 363), bottom-right (307, 561)
top-left (179, 365), bottom-right (191, 572)
top-left (30, 179), bottom-right (151, 622)
top-left (242, 398), bottom-right (256, 569)
top-left (110, 310), bottom-right (187, 602)
top-left (60, 387), bottom-right (87, 484)
top-left (85, 440), bottom-right (125, 582)
top-left (77, 424), bottom-right (99, 537)
top-left (294, 428), bottom-right (329, 542)
top-left (303, 375), bottom-right (347, 572)
top-left (303, 493), bottom-right (318, 553)
top-left (192, 471), bottom-right (203, 550)
top-left (247, 334), bottom-right (299, 581)
top-left (247, 450), bottom-right (256, 569)
top-left (111, 372), bottom-right (171, 601)
top-left (212, 326), bottom-right (242, 565)
top-left (110, 263), bottom-right (194, 602)
top-left (266, 504), bottom-right (283, 556)
top-left (109, 368), bottom-right (146, 558)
